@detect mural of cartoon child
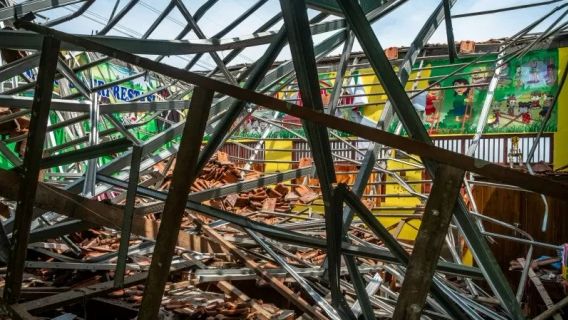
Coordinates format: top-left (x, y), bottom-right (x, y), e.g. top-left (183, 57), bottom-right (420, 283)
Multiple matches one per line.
top-left (540, 94), bottom-right (554, 118)
top-left (471, 67), bottom-right (489, 85)
top-left (336, 88), bottom-right (356, 120)
top-left (488, 102), bottom-right (501, 128)
top-left (425, 82), bottom-right (441, 115)
top-left (519, 102), bottom-right (531, 124)
top-left (507, 94), bottom-right (518, 116)
top-left (423, 48), bottom-right (558, 135)
top-left (449, 78), bottom-right (471, 122)
top-left (425, 82), bottom-right (443, 133)
top-left (410, 89), bottom-right (428, 123)
top-left (530, 91), bottom-right (541, 109)
top-left (528, 60), bottom-right (540, 84)
top-left (319, 83), bottom-right (331, 106)
top-left (546, 61), bottom-right (557, 85)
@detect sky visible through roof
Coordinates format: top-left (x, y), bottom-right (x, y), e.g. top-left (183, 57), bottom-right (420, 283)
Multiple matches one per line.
top-left (21, 0), bottom-right (568, 70)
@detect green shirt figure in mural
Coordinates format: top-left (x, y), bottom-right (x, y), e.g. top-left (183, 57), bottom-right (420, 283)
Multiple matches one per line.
top-left (452, 93), bottom-right (467, 117)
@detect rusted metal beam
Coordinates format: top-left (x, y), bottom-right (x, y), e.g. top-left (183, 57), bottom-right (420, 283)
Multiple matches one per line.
top-left (138, 87), bottom-right (214, 320)
top-left (3, 36), bottom-right (60, 304)
top-left (392, 165), bottom-right (465, 320)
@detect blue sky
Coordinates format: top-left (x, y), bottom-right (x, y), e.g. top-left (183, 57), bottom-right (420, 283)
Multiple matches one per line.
top-left (31, 0), bottom-right (568, 69)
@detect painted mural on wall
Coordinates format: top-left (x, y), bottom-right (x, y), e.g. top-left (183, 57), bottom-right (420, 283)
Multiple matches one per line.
top-left (264, 48), bottom-right (561, 138)
top-left (17, 49), bottom-right (561, 141)
top-left (420, 48), bottom-right (559, 135)
top-left (73, 55), bottom-right (163, 103)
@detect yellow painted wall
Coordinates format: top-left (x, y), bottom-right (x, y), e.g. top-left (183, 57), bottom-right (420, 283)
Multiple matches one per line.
top-left (378, 159), bottom-right (424, 241)
top-left (355, 65), bottom-right (432, 240)
top-left (358, 68), bottom-right (385, 122)
top-left (554, 47), bottom-right (568, 169)
top-left (359, 65), bottom-right (432, 122)
top-left (264, 140), bottom-right (292, 172)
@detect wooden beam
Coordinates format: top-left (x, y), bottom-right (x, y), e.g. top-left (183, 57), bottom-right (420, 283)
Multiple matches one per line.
top-left (518, 258), bottom-right (563, 320)
top-left (392, 165), bottom-right (465, 320)
top-left (534, 295), bottom-right (568, 320)
top-left (216, 280), bottom-right (273, 320)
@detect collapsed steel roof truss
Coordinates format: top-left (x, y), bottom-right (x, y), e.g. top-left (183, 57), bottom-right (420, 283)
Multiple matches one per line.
top-left (0, 0), bottom-right (567, 319)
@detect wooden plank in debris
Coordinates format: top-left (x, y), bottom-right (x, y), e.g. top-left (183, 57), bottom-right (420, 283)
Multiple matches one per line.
top-left (393, 165), bottom-right (465, 320)
top-left (534, 296), bottom-right (568, 320)
top-left (217, 280), bottom-right (273, 320)
top-left (518, 258), bottom-right (563, 320)
top-left (199, 221), bottom-right (327, 320)
top-left (5, 303), bottom-right (37, 320)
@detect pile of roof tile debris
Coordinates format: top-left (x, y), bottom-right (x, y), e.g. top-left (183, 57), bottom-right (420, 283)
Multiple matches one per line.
top-left (108, 281), bottom-right (291, 320)
top-left (1, 223), bottom-right (295, 319)
top-left (159, 152), bottom-right (318, 217)
top-left (0, 153), bottom-right (334, 319)
top-left (2, 152), bottom-right (563, 319)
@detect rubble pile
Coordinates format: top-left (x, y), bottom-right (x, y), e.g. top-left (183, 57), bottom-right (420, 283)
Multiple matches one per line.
top-left (0, 150), bottom-right (564, 319)
top-left (161, 152), bottom-right (320, 217)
